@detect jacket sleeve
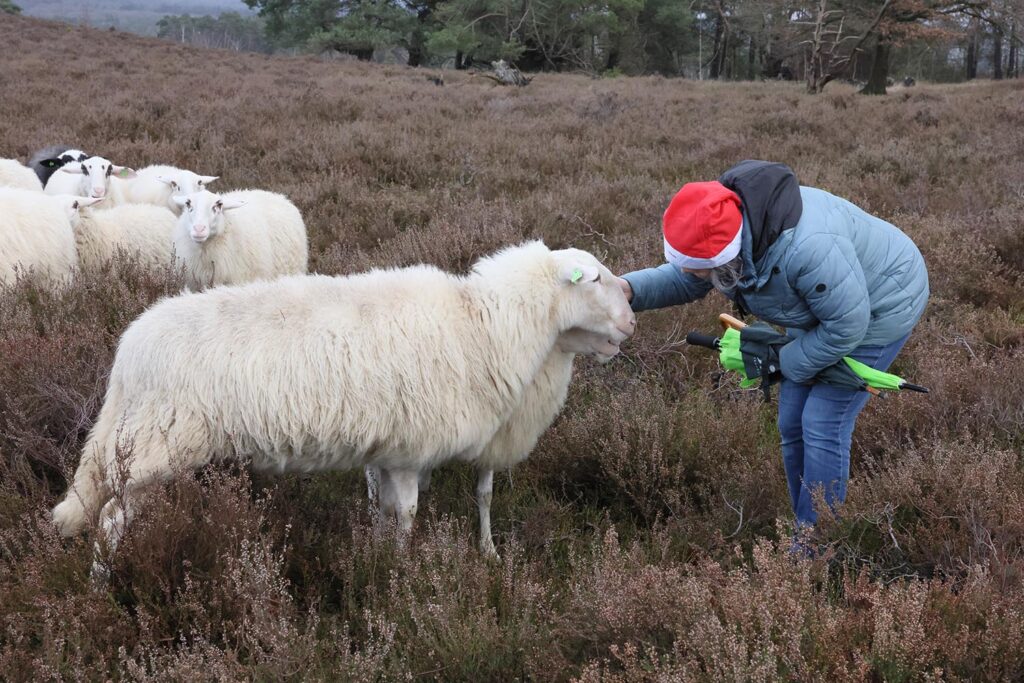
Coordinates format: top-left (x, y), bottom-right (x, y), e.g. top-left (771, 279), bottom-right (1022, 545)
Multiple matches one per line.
top-left (621, 263), bottom-right (713, 312)
top-left (778, 233), bottom-right (871, 383)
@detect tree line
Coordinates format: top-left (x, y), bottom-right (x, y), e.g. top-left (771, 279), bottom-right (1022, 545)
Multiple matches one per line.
top-left (157, 12), bottom-right (273, 53)
top-left (162, 1), bottom-right (1021, 92)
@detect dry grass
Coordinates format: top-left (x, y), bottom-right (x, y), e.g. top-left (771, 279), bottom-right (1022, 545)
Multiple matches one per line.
top-left (2, 13), bottom-right (1024, 681)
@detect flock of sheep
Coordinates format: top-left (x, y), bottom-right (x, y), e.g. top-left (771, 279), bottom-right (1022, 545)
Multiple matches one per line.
top-left (0, 147), bottom-right (636, 582)
top-left (0, 149), bottom-right (307, 291)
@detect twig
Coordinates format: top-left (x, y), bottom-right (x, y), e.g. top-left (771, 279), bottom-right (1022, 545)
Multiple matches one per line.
top-left (722, 492), bottom-right (745, 538)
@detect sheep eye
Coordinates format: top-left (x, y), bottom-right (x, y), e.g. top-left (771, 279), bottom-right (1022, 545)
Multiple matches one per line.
top-left (594, 273), bottom-right (602, 283)
top-left (106, 166), bottom-right (113, 176)
top-left (185, 200), bottom-right (192, 209)
top-left (170, 181), bottom-right (179, 190)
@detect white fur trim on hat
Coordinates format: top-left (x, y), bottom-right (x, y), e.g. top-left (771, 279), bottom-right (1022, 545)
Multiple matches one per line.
top-left (663, 220), bottom-right (743, 270)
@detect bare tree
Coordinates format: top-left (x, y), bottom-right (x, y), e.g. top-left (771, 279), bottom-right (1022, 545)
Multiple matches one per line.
top-left (800, 0), bottom-right (892, 93)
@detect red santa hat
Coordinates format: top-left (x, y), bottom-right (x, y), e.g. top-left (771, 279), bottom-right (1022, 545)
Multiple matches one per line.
top-left (662, 181), bottom-right (743, 270)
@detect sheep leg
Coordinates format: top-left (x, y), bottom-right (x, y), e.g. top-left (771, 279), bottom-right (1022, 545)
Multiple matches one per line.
top-left (365, 465), bottom-right (383, 521)
top-left (90, 496), bottom-right (134, 585)
top-left (476, 469), bottom-right (499, 560)
top-left (380, 468), bottom-right (420, 544)
top-left (86, 423), bottom-right (196, 585)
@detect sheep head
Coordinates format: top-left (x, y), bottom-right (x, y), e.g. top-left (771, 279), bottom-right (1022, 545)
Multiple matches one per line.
top-left (173, 190), bottom-right (245, 243)
top-left (157, 171), bottom-right (218, 212)
top-left (59, 155), bottom-right (136, 199)
top-left (551, 248), bottom-right (635, 361)
top-left (50, 194), bottom-right (105, 225)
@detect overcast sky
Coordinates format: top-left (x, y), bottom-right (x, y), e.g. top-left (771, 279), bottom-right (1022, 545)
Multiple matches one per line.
top-left (17, 0), bottom-right (255, 35)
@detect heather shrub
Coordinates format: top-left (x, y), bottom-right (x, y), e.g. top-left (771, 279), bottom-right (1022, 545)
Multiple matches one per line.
top-left (2, 13), bottom-right (1024, 681)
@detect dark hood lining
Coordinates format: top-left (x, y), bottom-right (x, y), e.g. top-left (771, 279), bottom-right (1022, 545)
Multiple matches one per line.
top-left (718, 160), bottom-right (803, 264)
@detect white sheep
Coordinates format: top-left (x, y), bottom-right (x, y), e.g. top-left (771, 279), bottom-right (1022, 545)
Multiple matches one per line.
top-left (72, 203), bottom-right (178, 275)
top-left (0, 159), bottom-right (44, 191)
top-left (123, 165), bottom-right (218, 214)
top-left (0, 188), bottom-right (101, 287)
top-left (50, 241), bottom-right (635, 579)
top-left (171, 189), bottom-right (308, 289)
top-left (366, 328), bottom-right (615, 558)
top-left (44, 155), bottom-right (137, 204)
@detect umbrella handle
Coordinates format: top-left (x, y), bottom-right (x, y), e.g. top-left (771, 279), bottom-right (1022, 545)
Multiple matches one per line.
top-left (685, 331), bottom-right (721, 350)
top-left (719, 313), bottom-right (746, 332)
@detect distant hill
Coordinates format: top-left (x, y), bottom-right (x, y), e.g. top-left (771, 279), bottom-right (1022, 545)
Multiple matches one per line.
top-left (16, 0), bottom-right (254, 36)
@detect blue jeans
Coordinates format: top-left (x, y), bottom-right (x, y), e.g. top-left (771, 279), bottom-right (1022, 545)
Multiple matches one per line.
top-left (777, 333), bottom-right (910, 529)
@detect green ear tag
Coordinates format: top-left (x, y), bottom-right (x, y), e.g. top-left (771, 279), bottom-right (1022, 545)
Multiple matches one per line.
top-left (119, 169), bottom-right (130, 178)
top-left (570, 268), bottom-right (583, 283)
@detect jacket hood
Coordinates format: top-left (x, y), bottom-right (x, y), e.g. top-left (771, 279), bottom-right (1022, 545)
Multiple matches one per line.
top-left (718, 160), bottom-right (803, 265)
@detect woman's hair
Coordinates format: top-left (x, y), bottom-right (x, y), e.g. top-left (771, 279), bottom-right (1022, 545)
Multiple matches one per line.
top-left (709, 256), bottom-right (744, 294)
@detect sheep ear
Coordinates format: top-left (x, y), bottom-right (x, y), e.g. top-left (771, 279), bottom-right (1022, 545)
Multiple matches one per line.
top-left (198, 175), bottom-right (218, 185)
top-left (39, 158), bottom-right (63, 169)
top-left (220, 198), bottom-right (245, 211)
top-left (560, 263), bottom-right (600, 285)
top-left (112, 165), bottom-right (136, 179)
top-left (74, 196), bottom-right (104, 209)
top-left (172, 195), bottom-right (188, 207)
top-left (156, 175), bottom-right (175, 186)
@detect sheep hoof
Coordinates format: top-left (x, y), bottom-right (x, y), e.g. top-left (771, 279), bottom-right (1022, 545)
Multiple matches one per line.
top-left (89, 561), bottom-right (111, 589)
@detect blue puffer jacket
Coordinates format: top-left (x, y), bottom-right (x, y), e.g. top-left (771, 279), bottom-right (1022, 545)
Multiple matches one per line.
top-left (623, 186), bottom-right (929, 384)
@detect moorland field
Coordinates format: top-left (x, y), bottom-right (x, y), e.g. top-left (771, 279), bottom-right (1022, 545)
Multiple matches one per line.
top-left (2, 13), bottom-right (1024, 681)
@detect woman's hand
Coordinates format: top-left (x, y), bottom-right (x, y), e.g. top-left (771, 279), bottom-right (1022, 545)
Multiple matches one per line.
top-left (616, 276), bottom-right (633, 303)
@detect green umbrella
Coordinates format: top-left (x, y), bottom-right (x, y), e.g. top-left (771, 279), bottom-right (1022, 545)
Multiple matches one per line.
top-left (686, 322), bottom-right (928, 395)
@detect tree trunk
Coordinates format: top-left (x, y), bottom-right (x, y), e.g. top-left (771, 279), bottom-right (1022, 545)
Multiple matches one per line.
top-left (993, 26), bottom-right (1004, 80)
top-left (719, 26), bottom-right (729, 79)
top-left (408, 38), bottom-right (423, 67)
top-left (1009, 23), bottom-right (1018, 78)
top-left (407, 8), bottom-right (432, 68)
top-left (966, 22), bottom-right (978, 80)
top-left (455, 50), bottom-right (467, 70)
top-left (805, 0), bottom-right (827, 94)
top-left (748, 35), bottom-right (756, 80)
top-left (860, 39), bottom-right (890, 95)
top-left (606, 46), bottom-right (620, 71)
top-left (709, 6), bottom-right (724, 79)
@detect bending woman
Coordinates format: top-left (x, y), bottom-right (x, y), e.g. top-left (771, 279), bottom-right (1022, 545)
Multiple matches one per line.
top-left (618, 160), bottom-right (929, 533)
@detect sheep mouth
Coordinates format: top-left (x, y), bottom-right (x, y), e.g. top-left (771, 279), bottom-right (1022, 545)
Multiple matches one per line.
top-left (592, 339), bottom-right (621, 360)
top-left (191, 234), bottom-right (209, 243)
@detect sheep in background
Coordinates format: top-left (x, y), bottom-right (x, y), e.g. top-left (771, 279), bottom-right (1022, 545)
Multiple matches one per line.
top-left (172, 189), bottom-right (308, 289)
top-left (0, 159), bottom-right (43, 191)
top-left (0, 188), bottom-right (101, 287)
top-left (366, 328), bottom-right (617, 558)
top-left (50, 241), bottom-right (636, 580)
top-left (71, 203), bottom-right (178, 275)
top-left (124, 165), bottom-right (218, 214)
top-left (28, 146), bottom-right (89, 186)
top-left (44, 155), bottom-right (137, 204)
